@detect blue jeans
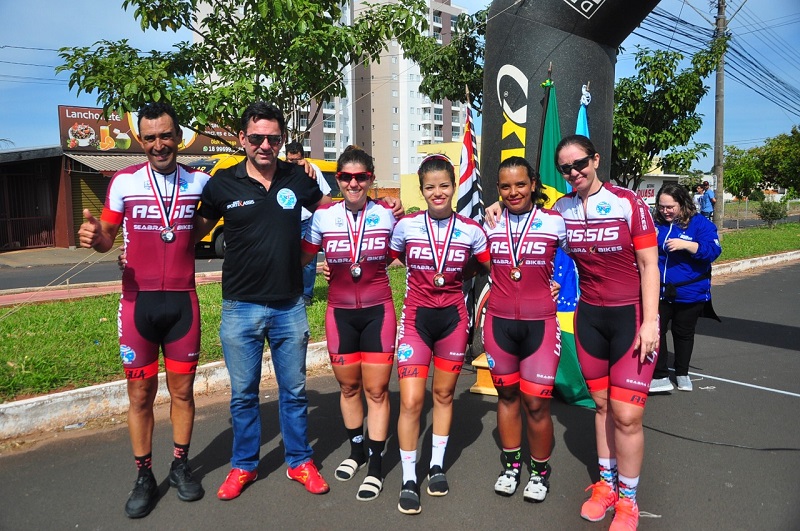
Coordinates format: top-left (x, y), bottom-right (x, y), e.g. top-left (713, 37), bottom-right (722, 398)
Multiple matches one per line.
top-left (301, 218), bottom-right (315, 302)
top-left (220, 296), bottom-right (313, 470)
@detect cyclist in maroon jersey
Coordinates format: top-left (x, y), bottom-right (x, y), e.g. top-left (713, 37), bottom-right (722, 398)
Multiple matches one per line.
top-left (483, 157), bottom-right (567, 503)
top-left (301, 146), bottom-right (396, 501)
top-left (389, 154), bottom-right (491, 515)
top-left (553, 135), bottom-right (659, 531)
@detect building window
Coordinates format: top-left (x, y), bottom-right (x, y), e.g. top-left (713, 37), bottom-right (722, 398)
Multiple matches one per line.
top-left (391, 56), bottom-right (398, 64)
top-left (392, 107), bottom-right (399, 114)
top-left (392, 89), bottom-right (398, 97)
top-left (393, 140), bottom-right (399, 147)
top-left (393, 157), bottom-right (399, 164)
top-left (392, 123), bottom-right (399, 131)
top-left (323, 118), bottom-right (336, 129)
top-left (434, 109), bottom-right (443, 121)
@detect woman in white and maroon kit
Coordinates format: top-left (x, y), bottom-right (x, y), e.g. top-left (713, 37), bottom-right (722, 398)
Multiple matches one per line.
top-left (389, 154), bottom-right (490, 515)
top-left (484, 157), bottom-right (567, 504)
top-left (301, 146), bottom-right (396, 502)
top-left (553, 135), bottom-right (659, 531)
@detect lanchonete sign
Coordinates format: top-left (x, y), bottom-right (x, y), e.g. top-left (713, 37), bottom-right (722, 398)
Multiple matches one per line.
top-left (58, 105), bottom-right (238, 156)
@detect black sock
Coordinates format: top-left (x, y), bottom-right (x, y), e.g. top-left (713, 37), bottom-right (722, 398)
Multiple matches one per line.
top-left (173, 442), bottom-right (190, 465)
top-left (367, 438), bottom-right (385, 478)
top-left (135, 453), bottom-right (153, 477)
top-left (501, 448), bottom-right (522, 474)
top-left (531, 456), bottom-right (550, 476)
top-left (346, 426), bottom-right (366, 463)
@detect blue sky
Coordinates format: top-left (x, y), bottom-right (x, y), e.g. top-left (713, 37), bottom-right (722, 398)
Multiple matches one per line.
top-left (2, 0), bottom-right (799, 171)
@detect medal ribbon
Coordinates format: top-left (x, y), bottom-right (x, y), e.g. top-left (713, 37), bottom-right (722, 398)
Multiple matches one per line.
top-left (505, 207), bottom-right (537, 269)
top-left (148, 165), bottom-right (180, 230)
top-left (344, 201), bottom-right (369, 265)
top-left (425, 212), bottom-right (456, 277)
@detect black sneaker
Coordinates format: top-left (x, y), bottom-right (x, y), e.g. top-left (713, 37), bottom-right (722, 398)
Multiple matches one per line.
top-left (397, 480), bottom-right (421, 515)
top-left (426, 465), bottom-right (449, 496)
top-left (169, 461), bottom-right (205, 501)
top-left (125, 471), bottom-right (158, 518)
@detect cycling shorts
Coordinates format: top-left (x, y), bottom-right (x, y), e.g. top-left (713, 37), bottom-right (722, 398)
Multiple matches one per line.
top-left (484, 315), bottom-right (561, 398)
top-left (396, 304), bottom-right (468, 379)
top-left (118, 290), bottom-right (201, 380)
top-left (326, 301), bottom-right (396, 366)
top-left (574, 301), bottom-right (656, 407)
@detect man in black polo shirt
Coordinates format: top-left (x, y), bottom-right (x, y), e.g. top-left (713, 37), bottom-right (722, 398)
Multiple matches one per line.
top-left (196, 102), bottom-right (332, 500)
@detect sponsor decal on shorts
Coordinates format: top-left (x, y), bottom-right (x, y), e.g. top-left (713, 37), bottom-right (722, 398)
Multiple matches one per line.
top-left (397, 343), bottom-right (414, 362)
top-left (277, 189), bottom-right (297, 209)
top-left (120, 344), bottom-right (136, 364)
top-left (486, 353), bottom-right (495, 369)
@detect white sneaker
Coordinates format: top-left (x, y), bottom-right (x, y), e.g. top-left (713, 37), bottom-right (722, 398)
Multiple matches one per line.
top-left (676, 375), bottom-right (693, 391)
top-left (523, 472), bottom-right (550, 503)
top-left (494, 469), bottom-right (520, 496)
top-left (650, 377), bottom-right (674, 393)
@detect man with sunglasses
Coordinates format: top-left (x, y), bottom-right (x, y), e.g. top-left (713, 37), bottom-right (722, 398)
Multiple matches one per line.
top-left (196, 102), bottom-right (333, 501)
top-left (285, 141), bottom-right (332, 306)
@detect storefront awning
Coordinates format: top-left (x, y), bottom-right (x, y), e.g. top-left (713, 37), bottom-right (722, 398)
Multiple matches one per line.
top-left (65, 153), bottom-right (212, 176)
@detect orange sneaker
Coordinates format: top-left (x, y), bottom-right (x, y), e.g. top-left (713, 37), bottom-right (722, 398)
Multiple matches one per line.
top-left (286, 460), bottom-right (330, 494)
top-left (580, 481), bottom-right (618, 522)
top-left (217, 468), bottom-right (258, 500)
top-left (609, 498), bottom-right (640, 530)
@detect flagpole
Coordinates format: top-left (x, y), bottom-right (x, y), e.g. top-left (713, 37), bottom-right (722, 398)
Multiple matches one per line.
top-left (535, 62), bottom-right (553, 173)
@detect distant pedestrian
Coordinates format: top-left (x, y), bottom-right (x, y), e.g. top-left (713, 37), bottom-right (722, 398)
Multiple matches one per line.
top-left (78, 102), bottom-right (209, 518)
top-left (701, 181), bottom-right (715, 220)
top-left (285, 141), bottom-right (331, 306)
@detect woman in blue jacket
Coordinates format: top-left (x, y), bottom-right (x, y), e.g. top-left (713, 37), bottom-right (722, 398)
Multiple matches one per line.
top-left (650, 183), bottom-right (722, 393)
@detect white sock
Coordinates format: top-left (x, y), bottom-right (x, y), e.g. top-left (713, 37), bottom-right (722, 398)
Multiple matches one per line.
top-left (400, 449), bottom-right (417, 483)
top-left (430, 434), bottom-right (449, 469)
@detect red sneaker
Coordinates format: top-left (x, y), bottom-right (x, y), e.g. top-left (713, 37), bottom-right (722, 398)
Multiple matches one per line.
top-left (286, 460), bottom-right (330, 494)
top-left (609, 498), bottom-right (640, 530)
top-left (217, 468), bottom-right (258, 500)
top-left (580, 481), bottom-right (618, 522)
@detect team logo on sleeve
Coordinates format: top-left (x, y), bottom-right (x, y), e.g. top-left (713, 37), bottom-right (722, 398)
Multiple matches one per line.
top-left (277, 189), bottom-right (297, 209)
top-left (397, 343), bottom-right (414, 362)
top-left (366, 213), bottom-right (380, 227)
top-left (120, 345), bottom-right (136, 364)
top-left (596, 202), bottom-right (612, 216)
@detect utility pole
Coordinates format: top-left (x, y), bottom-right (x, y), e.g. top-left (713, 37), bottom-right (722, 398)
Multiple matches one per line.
top-left (712, 0), bottom-right (726, 232)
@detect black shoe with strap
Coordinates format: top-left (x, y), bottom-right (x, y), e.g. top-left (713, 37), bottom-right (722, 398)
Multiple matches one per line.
top-left (169, 461), bottom-right (205, 501)
top-left (125, 471), bottom-right (158, 518)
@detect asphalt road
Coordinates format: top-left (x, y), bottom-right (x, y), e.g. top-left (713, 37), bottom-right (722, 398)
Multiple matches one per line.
top-left (0, 263), bottom-right (799, 530)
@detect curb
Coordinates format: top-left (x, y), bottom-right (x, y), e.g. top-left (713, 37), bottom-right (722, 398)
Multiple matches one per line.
top-left (1, 251), bottom-right (798, 441)
top-left (0, 342), bottom-right (330, 440)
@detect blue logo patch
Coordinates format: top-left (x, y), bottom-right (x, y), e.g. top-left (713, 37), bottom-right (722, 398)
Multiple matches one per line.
top-left (365, 213), bottom-right (380, 227)
top-left (531, 218), bottom-right (543, 230)
top-left (179, 178), bottom-right (188, 192)
top-left (277, 189), bottom-right (297, 209)
top-left (397, 343), bottom-right (414, 362)
top-left (120, 345), bottom-right (136, 364)
top-left (596, 202), bottom-right (612, 215)
top-left (486, 353), bottom-right (495, 369)
top-left (453, 228), bottom-right (462, 238)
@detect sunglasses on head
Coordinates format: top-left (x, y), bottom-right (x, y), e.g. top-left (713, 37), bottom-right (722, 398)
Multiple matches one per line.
top-left (336, 171), bottom-right (373, 183)
top-left (557, 155), bottom-right (593, 175)
top-left (246, 134), bottom-right (283, 147)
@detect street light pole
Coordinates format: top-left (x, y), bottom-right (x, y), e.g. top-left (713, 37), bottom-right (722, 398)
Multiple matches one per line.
top-left (712, 0), bottom-right (726, 232)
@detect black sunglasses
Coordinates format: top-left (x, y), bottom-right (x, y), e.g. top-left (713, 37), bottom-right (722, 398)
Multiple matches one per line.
top-left (557, 155), bottom-right (593, 175)
top-left (246, 134), bottom-right (283, 147)
top-left (336, 171), bottom-right (373, 183)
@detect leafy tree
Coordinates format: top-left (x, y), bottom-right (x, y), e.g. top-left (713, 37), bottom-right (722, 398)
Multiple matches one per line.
top-left (723, 145), bottom-right (761, 199)
top-left (752, 126), bottom-right (800, 192)
top-left (611, 42), bottom-right (726, 191)
top-left (57, 0), bottom-right (428, 143)
top-left (404, 9), bottom-right (487, 112)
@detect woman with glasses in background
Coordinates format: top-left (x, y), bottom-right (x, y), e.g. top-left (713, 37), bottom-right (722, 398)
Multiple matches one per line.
top-left (301, 146), bottom-right (397, 502)
top-left (649, 183), bottom-right (721, 394)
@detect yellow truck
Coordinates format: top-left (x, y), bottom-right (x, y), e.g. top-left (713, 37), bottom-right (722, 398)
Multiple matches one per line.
top-left (187, 154), bottom-right (338, 257)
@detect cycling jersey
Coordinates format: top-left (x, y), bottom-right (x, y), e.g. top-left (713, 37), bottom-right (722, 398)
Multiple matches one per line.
top-left (484, 207), bottom-right (567, 320)
top-left (101, 162), bottom-right (210, 292)
top-left (302, 199), bottom-right (395, 309)
top-left (554, 182), bottom-right (656, 306)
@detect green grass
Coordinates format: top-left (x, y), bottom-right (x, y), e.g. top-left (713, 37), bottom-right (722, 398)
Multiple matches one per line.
top-left (1, 222), bottom-right (797, 403)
